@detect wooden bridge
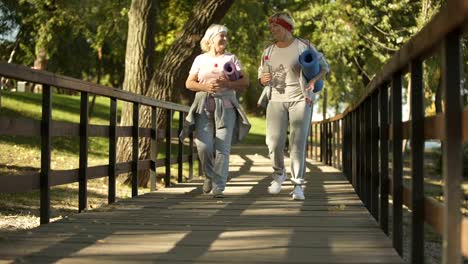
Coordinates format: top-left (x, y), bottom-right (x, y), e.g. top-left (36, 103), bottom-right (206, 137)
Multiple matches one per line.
top-left (1, 1), bottom-right (468, 263)
top-left (0, 146), bottom-right (404, 263)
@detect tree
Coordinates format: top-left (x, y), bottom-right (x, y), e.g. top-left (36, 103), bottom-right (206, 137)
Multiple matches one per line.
top-left (118, 0), bottom-right (235, 187)
top-left (117, 0), bottom-right (156, 186)
top-left (293, 0), bottom-right (420, 114)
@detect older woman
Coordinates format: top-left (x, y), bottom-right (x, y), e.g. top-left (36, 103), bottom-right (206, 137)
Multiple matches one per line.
top-left (182, 24), bottom-right (250, 198)
top-left (258, 12), bottom-right (330, 200)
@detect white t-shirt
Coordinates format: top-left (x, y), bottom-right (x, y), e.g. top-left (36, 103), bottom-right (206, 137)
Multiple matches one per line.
top-left (262, 39), bottom-right (304, 102)
top-left (189, 53), bottom-right (242, 108)
top-left (189, 53), bottom-right (242, 89)
top-left (258, 39), bottom-right (329, 102)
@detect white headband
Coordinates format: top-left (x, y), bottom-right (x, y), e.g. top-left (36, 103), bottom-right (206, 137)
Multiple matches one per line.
top-left (202, 24), bottom-right (228, 42)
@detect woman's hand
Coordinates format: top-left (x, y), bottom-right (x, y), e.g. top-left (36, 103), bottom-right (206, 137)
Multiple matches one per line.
top-left (204, 82), bottom-right (218, 93)
top-left (306, 79), bottom-right (316, 91)
top-left (260, 73), bottom-right (272, 86)
top-left (206, 77), bottom-right (230, 93)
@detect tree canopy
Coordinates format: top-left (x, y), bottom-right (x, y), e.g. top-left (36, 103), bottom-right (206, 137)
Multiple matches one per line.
top-left (0, 0), bottom-right (458, 115)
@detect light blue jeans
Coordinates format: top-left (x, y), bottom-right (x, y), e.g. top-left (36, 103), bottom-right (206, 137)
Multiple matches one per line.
top-left (195, 108), bottom-right (236, 191)
top-left (266, 100), bottom-right (312, 185)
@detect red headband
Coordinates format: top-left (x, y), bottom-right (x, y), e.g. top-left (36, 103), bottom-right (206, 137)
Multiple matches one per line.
top-left (269, 17), bottom-right (293, 32)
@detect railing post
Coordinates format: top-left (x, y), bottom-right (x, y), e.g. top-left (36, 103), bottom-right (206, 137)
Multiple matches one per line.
top-left (360, 106), bottom-right (364, 194)
top-left (365, 100), bottom-right (371, 209)
top-left (332, 121), bottom-right (337, 167)
top-left (348, 114), bottom-right (353, 181)
top-left (379, 84), bottom-right (389, 235)
top-left (189, 131), bottom-right (194, 180)
top-left (319, 123), bottom-right (323, 162)
top-left (108, 97), bottom-right (117, 203)
top-left (131, 103), bottom-right (139, 197)
top-left (177, 111), bottom-right (184, 183)
top-left (343, 117), bottom-right (348, 179)
top-left (309, 123), bottom-right (313, 159)
top-left (391, 72), bottom-right (403, 256)
top-left (327, 122), bottom-right (331, 166)
top-left (337, 120), bottom-right (341, 170)
top-left (410, 58), bottom-right (425, 263)
top-left (165, 109), bottom-right (172, 187)
top-left (79, 91), bottom-right (89, 212)
top-left (150, 106), bottom-right (158, 192)
top-left (371, 93), bottom-right (379, 220)
top-left (40, 84), bottom-right (51, 224)
top-left (314, 124), bottom-right (318, 160)
top-left (441, 28), bottom-right (462, 264)
top-left (352, 110), bottom-right (357, 188)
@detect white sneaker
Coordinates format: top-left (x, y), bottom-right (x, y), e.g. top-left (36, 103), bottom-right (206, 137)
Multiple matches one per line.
top-left (268, 172), bottom-right (286, 194)
top-left (290, 185), bottom-right (305, 200)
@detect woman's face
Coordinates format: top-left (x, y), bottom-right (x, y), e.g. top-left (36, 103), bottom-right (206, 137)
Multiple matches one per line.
top-left (212, 32), bottom-right (228, 52)
top-left (269, 23), bottom-right (287, 42)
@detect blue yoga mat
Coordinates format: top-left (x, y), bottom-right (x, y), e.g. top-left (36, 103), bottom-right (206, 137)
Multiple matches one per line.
top-left (223, 61), bottom-right (240, 81)
top-left (298, 49), bottom-right (324, 93)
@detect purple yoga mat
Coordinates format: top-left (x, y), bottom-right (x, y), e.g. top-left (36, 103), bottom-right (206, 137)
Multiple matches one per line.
top-left (223, 61), bottom-right (240, 81)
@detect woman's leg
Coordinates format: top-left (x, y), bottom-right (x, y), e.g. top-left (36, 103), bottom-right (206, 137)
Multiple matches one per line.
top-left (194, 111), bottom-right (215, 184)
top-left (288, 100), bottom-right (313, 186)
top-left (212, 108), bottom-right (236, 193)
top-left (266, 101), bottom-right (289, 178)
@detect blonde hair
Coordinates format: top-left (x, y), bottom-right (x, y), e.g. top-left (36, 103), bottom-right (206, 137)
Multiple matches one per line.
top-left (200, 24), bottom-right (228, 52)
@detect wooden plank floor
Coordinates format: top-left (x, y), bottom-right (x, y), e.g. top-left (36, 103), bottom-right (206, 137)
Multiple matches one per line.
top-left (0, 145), bottom-right (403, 263)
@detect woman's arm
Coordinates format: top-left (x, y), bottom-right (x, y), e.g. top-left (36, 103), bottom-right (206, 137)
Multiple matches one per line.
top-left (185, 74), bottom-right (217, 93)
top-left (226, 70), bottom-right (249, 92)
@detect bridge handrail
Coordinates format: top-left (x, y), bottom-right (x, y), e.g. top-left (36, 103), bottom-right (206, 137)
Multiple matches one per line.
top-left (0, 62), bottom-right (189, 112)
top-left (0, 61), bottom-right (198, 225)
top-left (308, 0), bottom-right (468, 262)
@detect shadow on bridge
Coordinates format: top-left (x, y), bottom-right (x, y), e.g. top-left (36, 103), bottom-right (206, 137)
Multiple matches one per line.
top-left (0, 145), bottom-right (403, 263)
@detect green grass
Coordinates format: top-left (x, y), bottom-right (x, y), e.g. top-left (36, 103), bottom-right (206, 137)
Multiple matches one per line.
top-left (0, 91), bottom-right (206, 231)
top-left (241, 115), bottom-right (266, 145)
top-left (0, 91), bottom-right (263, 221)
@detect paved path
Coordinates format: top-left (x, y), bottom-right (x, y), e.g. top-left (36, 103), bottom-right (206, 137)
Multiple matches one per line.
top-left (0, 145), bottom-right (403, 263)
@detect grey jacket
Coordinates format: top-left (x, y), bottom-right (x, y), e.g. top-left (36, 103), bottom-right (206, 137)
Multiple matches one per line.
top-left (179, 90), bottom-right (251, 144)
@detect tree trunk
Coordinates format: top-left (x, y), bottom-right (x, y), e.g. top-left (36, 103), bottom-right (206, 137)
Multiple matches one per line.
top-left (120, 0), bottom-right (235, 187)
top-left (117, 0), bottom-right (156, 186)
top-left (435, 76), bottom-right (442, 113)
top-left (89, 47), bottom-right (103, 118)
top-left (32, 46), bottom-right (47, 93)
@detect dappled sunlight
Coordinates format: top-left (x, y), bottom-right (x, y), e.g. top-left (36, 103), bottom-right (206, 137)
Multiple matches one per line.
top-left (74, 232), bottom-right (190, 256)
top-left (241, 208), bottom-right (301, 216)
top-left (155, 187), bottom-right (198, 193)
top-left (315, 165), bottom-right (342, 173)
top-left (226, 181), bottom-right (263, 185)
top-left (207, 229), bottom-right (293, 251)
top-left (223, 185), bottom-right (255, 195)
top-left (322, 180), bottom-right (350, 184)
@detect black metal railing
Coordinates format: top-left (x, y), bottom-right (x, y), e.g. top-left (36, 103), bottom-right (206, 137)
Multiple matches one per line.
top-left (309, 1), bottom-right (468, 263)
top-left (0, 62), bottom-right (199, 224)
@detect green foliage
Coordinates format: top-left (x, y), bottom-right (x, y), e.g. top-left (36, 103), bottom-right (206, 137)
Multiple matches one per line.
top-left (1, 0), bottom-right (458, 115)
top-left (153, 0), bottom-right (196, 64)
top-left (292, 0), bottom-right (420, 113)
top-left (1, 0), bottom-right (130, 87)
top-left (221, 0), bottom-right (270, 113)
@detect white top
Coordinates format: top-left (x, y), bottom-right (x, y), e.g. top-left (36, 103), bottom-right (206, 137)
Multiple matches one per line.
top-left (189, 53), bottom-right (242, 108)
top-left (270, 39), bottom-right (303, 102)
top-left (258, 39), bottom-right (329, 102)
top-left (189, 53), bottom-right (242, 87)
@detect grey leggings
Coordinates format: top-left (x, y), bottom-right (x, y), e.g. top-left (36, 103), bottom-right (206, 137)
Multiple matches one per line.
top-left (195, 109), bottom-right (236, 191)
top-left (266, 100), bottom-right (312, 185)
